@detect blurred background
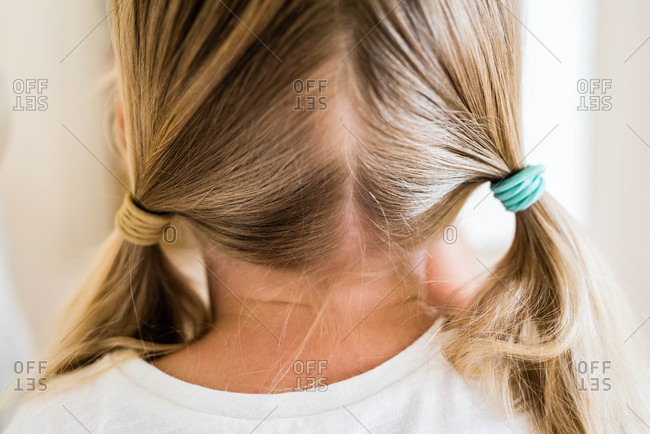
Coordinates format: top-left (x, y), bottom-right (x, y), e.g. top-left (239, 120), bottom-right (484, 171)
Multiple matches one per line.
top-left (0, 0), bottom-right (648, 374)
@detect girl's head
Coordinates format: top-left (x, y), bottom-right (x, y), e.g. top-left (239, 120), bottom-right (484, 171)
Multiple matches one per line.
top-left (112, 0), bottom-right (521, 266)
top-left (46, 1), bottom-right (647, 432)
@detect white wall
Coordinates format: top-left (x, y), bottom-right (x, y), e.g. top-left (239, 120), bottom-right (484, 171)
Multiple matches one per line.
top-left (590, 0), bottom-right (650, 340)
top-left (0, 0), bottom-right (114, 349)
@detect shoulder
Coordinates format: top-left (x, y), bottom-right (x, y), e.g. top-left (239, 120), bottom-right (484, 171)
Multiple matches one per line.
top-left (401, 340), bottom-right (532, 432)
top-left (5, 353), bottom-right (144, 433)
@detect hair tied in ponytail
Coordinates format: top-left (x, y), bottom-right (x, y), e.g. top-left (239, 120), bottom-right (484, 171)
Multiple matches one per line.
top-left (115, 193), bottom-right (170, 246)
top-left (490, 165), bottom-right (546, 212)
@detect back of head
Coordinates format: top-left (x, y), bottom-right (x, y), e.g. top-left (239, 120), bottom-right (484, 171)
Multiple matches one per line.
top-left (44, 1), bottom-right (648, 432)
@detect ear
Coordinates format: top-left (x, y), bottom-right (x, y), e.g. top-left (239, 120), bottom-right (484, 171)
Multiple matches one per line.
top-left (422, 232), bottom-right (479, 312)
top-left (115, 99), bottom-right (126, 152)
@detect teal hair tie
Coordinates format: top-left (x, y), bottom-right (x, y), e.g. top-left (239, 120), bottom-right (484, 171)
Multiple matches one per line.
top-left (490, 165), bottom-right (546, 212)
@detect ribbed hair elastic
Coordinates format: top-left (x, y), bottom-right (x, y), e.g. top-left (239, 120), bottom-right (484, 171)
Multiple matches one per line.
top-left (490, 165), bottom-right (546, 212)
top-left (115, 193), bottom-right (170, 246)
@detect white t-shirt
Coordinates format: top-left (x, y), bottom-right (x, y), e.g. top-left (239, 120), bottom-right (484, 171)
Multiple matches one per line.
top-left (6, 321), bottom-right (531, 433)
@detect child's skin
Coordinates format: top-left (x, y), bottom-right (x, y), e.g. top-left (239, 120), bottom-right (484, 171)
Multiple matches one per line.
top-left (154, 233), bottom-right (478, 393)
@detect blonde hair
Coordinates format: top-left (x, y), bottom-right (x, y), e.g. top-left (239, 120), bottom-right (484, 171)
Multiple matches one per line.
top-left (41, 0), bottom-right (648, 432)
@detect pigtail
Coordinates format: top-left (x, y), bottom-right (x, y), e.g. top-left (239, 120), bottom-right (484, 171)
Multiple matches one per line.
top-left (49, 231), bottom-right (210, 375)
top-left (444, 194), bottom-right (649, 433)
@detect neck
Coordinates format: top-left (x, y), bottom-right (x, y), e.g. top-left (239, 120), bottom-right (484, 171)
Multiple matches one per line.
top-left (205, 251), bottom-right (430, 333)
top-left (154, 249), bottom-right (438, 393)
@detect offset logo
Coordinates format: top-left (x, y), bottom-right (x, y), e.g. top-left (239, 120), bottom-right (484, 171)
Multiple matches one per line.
top-left (443, 225), bottom-right (457, 244)
top-left (577, 79), bottom-right (612, 111)
top-left (13, 79), bottom-right (48, 111)
top-left (292, 359), bottom-right (328, 391)
top-left (162, 224), bottom-right (177, 244)
top-left (14, 360), bottom-right (47, 391)
top-left (293, 79), bottom-right (328, 111)
top-left (577, 360), bottom-right (612, 392)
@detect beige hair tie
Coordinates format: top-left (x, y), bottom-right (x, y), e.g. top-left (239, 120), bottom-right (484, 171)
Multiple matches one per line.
top-left (115, 193), bottom-right (170, 246)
